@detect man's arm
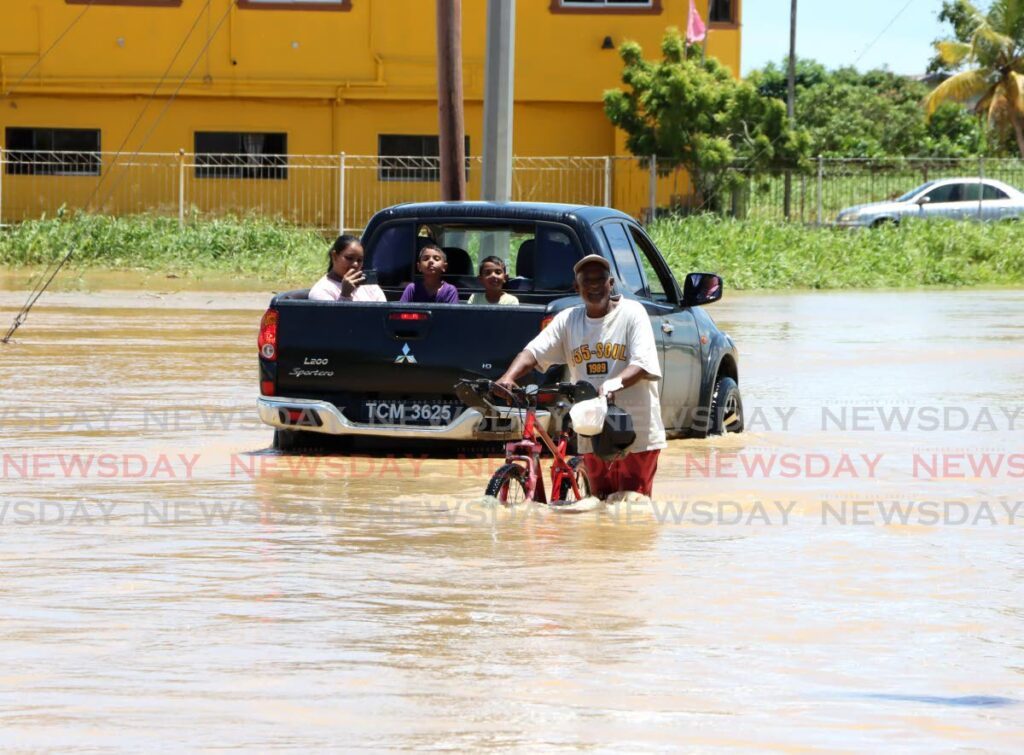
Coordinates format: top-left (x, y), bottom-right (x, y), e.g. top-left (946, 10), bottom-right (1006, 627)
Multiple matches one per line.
top-left (496, 349), bottom-right (539, 392)
top-left (604, 304), bottom-right (662, 402)
top-left (601, 364), bottom-right (655, 402)
top-left (497, 310), bottom-right (569, 392)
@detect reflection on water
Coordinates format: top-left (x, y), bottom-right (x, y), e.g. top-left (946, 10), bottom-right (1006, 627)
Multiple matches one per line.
top-left (851, 694), bottom-right (1018, 708)
top-left (0, 288), bottom-right (1022, 749)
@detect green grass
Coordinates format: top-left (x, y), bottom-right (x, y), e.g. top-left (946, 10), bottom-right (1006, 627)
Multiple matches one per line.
top-left (0, 213), bottom-right (328, 284)
top-left (2, 211), bottom-right (1024, 291)
top-left (650, 214), bottom-right (1024, 289)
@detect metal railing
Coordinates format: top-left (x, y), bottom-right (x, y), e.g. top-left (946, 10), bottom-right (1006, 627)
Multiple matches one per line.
top-left (0, 150), bottom-right (619, 232)
top-left (1, 150), bottom-right (1022, 229)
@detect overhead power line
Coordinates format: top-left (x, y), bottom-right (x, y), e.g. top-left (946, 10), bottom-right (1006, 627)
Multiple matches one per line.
top-left (854, 0), bottom-right (917, 66)
top-left (3, 1), bottom-right (94, 96)
top-left (2, 0), bottom-right (233, 344)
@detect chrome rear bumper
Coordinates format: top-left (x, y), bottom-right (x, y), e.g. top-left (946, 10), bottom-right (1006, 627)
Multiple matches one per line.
top-left (257, 396), bottom-right (550, 441)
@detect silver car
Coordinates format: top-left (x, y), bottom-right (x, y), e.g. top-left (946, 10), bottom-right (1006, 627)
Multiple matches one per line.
top-left (835, 177), bottom-right (1024, 228)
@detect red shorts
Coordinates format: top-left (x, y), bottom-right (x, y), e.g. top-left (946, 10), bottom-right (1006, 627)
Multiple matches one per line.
top-left (583, 450), bottom-right (661, 499)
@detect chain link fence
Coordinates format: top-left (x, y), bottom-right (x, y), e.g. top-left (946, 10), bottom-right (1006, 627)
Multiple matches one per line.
top-left (2, 150), bottom-right (1022, 229)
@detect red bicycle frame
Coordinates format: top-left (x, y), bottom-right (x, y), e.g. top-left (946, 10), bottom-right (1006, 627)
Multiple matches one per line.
top-left (502, 405), bottom-right (583, 504)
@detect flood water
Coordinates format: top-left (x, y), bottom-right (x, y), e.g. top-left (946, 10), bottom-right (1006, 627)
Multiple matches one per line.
top-left (1, 286), bottom-right (1022, 750)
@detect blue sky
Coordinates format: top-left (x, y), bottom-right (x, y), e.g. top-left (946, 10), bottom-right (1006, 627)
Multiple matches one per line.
top-left (740, 0), bottom-right (951, 76)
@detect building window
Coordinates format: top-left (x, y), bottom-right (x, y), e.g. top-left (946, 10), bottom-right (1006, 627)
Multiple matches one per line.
top-left (194, 132), bottom-right (288, 180)
top-left (66, 1), bottom-right (183, 6)
top-left (4, 127), bottom-right (101, 176)
top-left (551, 0), bottom-right (661, 13)
top-left (236, 0), bottom-right (352, 10)
top-left (709, 0), bottom-right (737, 24)
top-left (378, 134), bottom-right (471, 182)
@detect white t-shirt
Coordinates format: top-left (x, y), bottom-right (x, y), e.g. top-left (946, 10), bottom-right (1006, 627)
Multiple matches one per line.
top-left (525, 298), bottom-right (666, 453)
top-left (308, 274), bottom-right (386, 302)
top-left (466, 292), bottom-right (519, 305)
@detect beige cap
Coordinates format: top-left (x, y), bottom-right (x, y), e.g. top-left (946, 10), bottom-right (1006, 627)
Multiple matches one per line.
top-left (573, 254), bottom-right (611, 275)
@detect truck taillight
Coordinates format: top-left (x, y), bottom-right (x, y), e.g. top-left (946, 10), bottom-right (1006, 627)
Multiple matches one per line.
top-left (540, 315), bottom-right (554, 330)
top-left (389, 312), bottom-right (430, 322)
top-left (258, 308), bottom-right (279, 361)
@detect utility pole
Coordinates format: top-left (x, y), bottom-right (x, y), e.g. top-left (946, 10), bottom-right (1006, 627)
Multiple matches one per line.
top-left (436, 0), bottom-right (466, 200)
top-left (482, 0), bottom-right (515, 202)
top-left (783, 0), bottom-right (797, 220)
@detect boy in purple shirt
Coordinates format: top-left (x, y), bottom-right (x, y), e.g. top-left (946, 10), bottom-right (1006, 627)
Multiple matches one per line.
top-left (400, 243), bottom-right (459, 303)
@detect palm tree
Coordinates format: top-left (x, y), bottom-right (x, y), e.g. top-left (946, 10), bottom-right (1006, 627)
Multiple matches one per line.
top-left (925, 0), bottom-right (1024, 157)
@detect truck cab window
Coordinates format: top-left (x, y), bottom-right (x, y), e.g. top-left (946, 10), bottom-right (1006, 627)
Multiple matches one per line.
top-left (365, 222), bottom-right (415, 287)
top-left (628, 225), bottom-right (676, 304)
top-left (602, 222), bottom-right (646, 297)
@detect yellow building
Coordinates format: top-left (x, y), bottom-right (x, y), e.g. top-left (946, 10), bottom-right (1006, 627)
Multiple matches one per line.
top-left (0, 0), bottom-right (741, 228)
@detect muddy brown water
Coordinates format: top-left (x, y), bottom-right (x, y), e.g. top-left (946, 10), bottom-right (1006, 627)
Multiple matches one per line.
top-left (0, 286), bottom-right (1022, 750)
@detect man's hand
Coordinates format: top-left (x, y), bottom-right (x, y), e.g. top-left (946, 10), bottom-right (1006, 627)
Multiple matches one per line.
top-left (496, 350), bottom-right (540, 397)
top-left (599, 376), bottom-right (624, 403)
top-left (340, 268), bottom-right (365, 298)
top-left (494, 375), bottom-right (519, 397)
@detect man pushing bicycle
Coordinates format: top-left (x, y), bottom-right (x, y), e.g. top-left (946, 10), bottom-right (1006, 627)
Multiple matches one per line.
top-left (496, 254), bottom-right (667, 498)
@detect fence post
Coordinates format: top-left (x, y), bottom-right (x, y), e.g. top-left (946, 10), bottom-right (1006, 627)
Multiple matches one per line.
top-left (177, 148), bottom-right (185, 227)
top-left (977, 154), bottom-right (984, 219)
top-left (338, 152), bottom-right (346, 235)
top-left (0, 147), bottom-right (4, 227)
top-left (603, 156), bottom-right (612, 208)
top-left (816, 155), bottom-right (824, 226)
top-left (648, 154), bottom-right (657, 223)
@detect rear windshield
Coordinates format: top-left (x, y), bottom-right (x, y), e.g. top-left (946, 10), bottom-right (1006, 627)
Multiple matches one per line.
top-left (364, 221), bottom-right (583, 293)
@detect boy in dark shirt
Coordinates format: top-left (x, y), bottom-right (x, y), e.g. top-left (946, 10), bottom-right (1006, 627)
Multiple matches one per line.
top-left (400, 243), bottom-right (459, 303)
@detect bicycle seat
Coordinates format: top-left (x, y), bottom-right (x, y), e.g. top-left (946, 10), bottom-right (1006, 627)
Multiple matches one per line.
top-left (536, 381), bottom-right (598, 406)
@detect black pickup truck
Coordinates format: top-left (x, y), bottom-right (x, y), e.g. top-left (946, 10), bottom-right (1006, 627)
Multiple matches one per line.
top-left (257, 201), bottom-right (741, 450)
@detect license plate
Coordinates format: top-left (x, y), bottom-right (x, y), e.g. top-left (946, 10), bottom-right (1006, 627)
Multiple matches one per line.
top-left (361, 400), bottom-right (462, 426)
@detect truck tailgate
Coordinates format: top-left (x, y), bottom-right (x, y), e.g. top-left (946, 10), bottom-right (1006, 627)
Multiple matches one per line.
top-left (274, 301), bottom-right (549, 398)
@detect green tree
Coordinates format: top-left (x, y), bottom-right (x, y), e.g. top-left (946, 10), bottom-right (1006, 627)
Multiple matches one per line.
top-left (749, 59), bottom-right (993, 158)
top-left (603, 30), bottom-right (809, 213)
top-left (926, 0), bottom-right (1024, 157)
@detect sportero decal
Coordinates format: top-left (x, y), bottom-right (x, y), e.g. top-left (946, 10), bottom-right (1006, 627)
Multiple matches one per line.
top-left (289, 367), bottom-right (335, 378)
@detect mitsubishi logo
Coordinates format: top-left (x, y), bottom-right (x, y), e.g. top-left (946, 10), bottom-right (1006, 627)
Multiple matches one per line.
top-left (394, 343), bottom-right (418, 364)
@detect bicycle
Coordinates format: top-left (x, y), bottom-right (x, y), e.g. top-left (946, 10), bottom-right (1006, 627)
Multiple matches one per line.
top-left (455, 378), bottom-right (598, 506)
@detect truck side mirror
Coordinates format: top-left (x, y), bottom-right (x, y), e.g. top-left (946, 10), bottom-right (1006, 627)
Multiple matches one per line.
top-left (682, 273), bottom-right (723, 307)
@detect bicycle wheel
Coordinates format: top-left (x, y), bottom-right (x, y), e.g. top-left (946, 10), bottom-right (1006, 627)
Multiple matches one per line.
top-left (485, 463), bottom-right (529, 505)
top-left (555, 456), bottom-right (591, 502)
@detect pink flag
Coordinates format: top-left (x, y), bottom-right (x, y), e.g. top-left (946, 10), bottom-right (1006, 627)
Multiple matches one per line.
top-left (686, 0), bottom-right (707, 43)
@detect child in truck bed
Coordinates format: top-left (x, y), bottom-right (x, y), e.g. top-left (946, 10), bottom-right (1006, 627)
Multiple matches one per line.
top-left (400, 243), bottom-right (459, 303)
top-left (467, 256), bottom-right (519, 306)
top-left (309, 235), bottom-right (386, 302)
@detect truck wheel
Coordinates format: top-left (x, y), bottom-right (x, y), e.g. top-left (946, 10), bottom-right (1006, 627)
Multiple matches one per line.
top-left (555, 456), bottom-right (591, 502)
top-left (485, 463), bottom-right (529, 505)
top-left (273, 429), bottom-right (321, 453)
top-left (709, 377), bottom-right (744, 435)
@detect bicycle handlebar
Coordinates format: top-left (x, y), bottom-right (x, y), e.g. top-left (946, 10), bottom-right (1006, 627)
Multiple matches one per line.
top-left (454, 378), bottom-right (597, 411)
